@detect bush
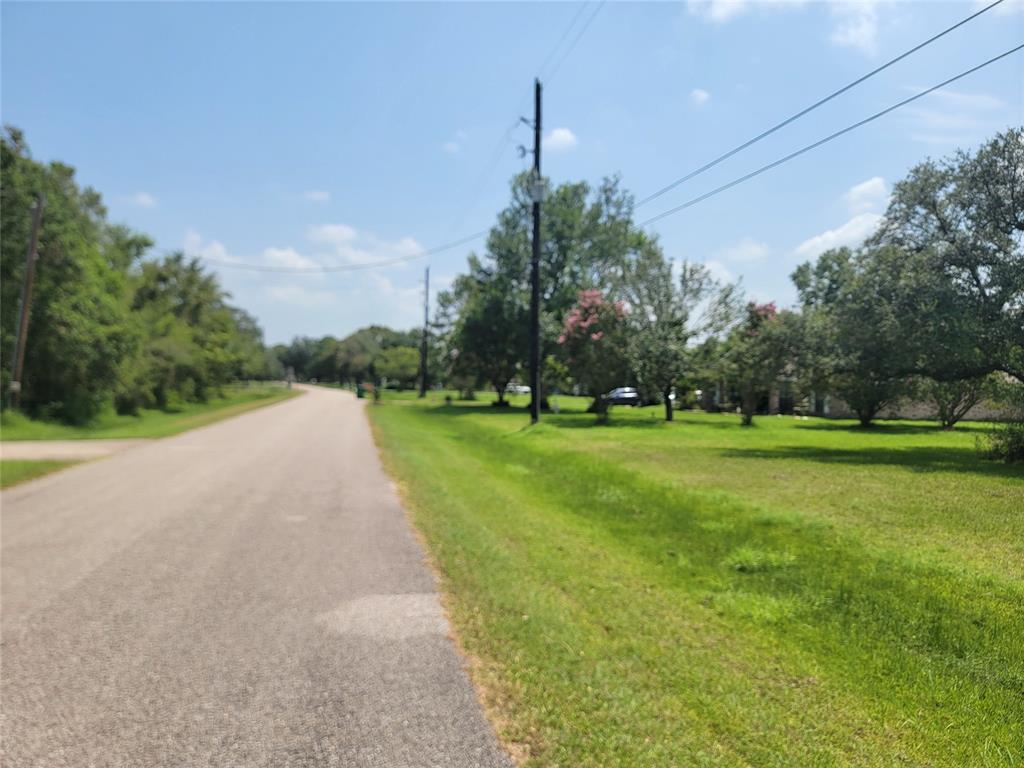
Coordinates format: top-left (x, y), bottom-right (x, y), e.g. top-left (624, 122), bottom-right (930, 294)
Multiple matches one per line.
top-left (981, 422), bottom-right (1024, 463)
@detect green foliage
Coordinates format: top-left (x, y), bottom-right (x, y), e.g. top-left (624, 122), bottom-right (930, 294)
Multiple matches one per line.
top-left (1, 128), bottom-right (276, 424)
top-left (376, 345), bottom-right (420, 389)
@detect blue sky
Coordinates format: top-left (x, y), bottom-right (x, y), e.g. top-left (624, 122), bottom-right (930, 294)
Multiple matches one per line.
top-left (3, 1), bottom-right (1021, 344)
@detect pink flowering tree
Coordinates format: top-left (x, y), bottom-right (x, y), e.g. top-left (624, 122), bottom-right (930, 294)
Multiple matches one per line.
top-left (558, 289), bottom-right (630, 419)
top-left (722, 301), bottom-right (800, 426)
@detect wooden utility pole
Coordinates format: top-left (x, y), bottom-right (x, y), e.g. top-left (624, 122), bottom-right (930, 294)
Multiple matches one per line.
top-left (529, 79), bottom-right (542, 424)
top-left (10, 194), bottom-right (45, 409)
top-left (419, 266), bottom-right (430, 398)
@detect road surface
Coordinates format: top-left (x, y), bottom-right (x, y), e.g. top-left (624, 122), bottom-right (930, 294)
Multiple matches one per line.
top-left (1, 386), bottom-right (511, 767)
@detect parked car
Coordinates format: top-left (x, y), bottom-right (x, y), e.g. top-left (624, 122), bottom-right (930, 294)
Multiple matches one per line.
top-left (603, 387), bottom-right (640, 406)
top-left (505, 382), bottom-right (531, 395)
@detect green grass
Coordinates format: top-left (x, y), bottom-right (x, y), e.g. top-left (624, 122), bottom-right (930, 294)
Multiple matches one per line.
top-left (368, 391), bottom-right (1024, 767)
top-left (0, 459), bottom-right (78, 488)
top-left (0, 384), bottom-right (300, 441)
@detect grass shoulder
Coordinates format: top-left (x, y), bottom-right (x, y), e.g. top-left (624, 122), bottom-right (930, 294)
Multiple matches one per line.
top-left (368, 392), bottom-right (1022, 766)
top-left (0, 459), bottom-right (79, 488)
top-left (1, 384), bottom-right (300, 441)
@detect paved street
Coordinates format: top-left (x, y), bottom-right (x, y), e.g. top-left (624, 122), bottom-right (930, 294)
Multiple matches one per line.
top-left (1, 386), bottom-right (510, 767)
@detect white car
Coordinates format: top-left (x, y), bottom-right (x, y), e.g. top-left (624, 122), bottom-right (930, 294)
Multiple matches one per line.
top-left (505, 383), bottom-right (531, 395)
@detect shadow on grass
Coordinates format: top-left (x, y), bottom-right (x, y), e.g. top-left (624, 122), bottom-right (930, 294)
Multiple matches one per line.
top-left (794, 421), bottom-right (994, 436)
top-left (718, 444), bottom-right (1023, 479)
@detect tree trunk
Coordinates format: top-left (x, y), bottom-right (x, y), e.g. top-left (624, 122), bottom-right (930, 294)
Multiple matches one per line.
top-left (741, 389), bottom-right (758, 426)
top-left (664, 388), bottom-right (674, 422)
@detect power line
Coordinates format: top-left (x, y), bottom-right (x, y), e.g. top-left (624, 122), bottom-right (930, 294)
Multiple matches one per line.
top-left (545, 0), bottom-right (606, 84)
top-left (636, 0), bottom-right (1007, 208)
top-left (197, 229), bottom-right (488, 273)
top-left (446, 2), bottom-right (602, 238)
top-left (640, 43), bottom-right (1024, 227)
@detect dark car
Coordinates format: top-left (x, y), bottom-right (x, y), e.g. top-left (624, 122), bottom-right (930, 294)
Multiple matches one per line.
top-left (603, 387), bottom-right (640, 406)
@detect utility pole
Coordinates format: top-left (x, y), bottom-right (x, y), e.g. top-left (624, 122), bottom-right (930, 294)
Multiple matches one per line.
top-left (529, 78), bottom-right (542, 424)
top-left (9, 194), bottom-right (45, 410)
top-left (419, 265), bottom-right (430, 398)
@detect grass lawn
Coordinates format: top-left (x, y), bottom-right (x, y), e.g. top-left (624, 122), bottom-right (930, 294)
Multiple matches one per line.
top-left (368, 391), bottom-right (1023, 767)
top-left (0, 384), bottom-right (300, 441)
top-left (0, 459), bottom-right (79, 488)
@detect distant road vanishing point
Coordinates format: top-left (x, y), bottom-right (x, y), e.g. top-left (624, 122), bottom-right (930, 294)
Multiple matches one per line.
top-left (1, 385), bottom-right (510, 767)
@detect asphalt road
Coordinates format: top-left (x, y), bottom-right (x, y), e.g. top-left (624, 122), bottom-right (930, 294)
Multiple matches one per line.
top-left (1, 386), bottom-right (511, 767)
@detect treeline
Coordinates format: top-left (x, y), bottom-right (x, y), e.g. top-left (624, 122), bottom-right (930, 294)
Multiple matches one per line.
top-left (429, 129), bottom-right (1023, 454)
top-left (0, 128), bottom-right (280, 424)
top-left (271, 327), bottom-right (423, 390)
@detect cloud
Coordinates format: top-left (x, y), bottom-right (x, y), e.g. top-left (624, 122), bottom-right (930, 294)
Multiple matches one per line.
top-left (263, 246), bottom-right (320, 271)
top-left (687, 0), bottom-right (748, 23)
top-left (303, 190), bottom-right (330, 203)
top-left (844, 176), bottom-right (888, 214)
top-left (719, 237), bottom-right (769, 263)
top-left (543, 127), bottom-right (578, 153)
top-left (307, 223), bottom-right (424, 267)
top-left (830, 1), bottom-right (879, 55)
top-left (442, 129), bottom-right (469, 155)
top-left (183, 229), bottom-right (240, 264)
top-left (267, 284), bottom-right (337, 306)
top-left (702, 259), bottom-right (734, 283)
top-left (686, 0), bottom-right (805, 23)
top-left (128, 192), bottom-right (157, 208)
top-left (901, 88), bottom-right (1010, 146)
top-left (691, 88), bottom-right (711, 107)
top-left (308, 223), bottom-right (358, 247)
top-left (794, 212), bottom-right (882, 258)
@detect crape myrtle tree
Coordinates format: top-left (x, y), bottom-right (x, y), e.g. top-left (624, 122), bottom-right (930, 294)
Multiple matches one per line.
top-left (437, 172), bottom-right (646, 409)
top-left (720, 302), bottom-right (800, 426)
top-left (557, 289), bottom-right (629, 420)
top-left (620, 241), bottom-right (743, 421)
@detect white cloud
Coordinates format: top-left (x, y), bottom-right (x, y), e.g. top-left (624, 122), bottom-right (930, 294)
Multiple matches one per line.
top-left (702, 259), bottom-right (734, 283)
top-left (442, 129), bottom-right (469, 155)
top-left (975, 0), bottom-right (1024, 13)
top-left (267, 284), bottom-right (337, 306)
top-left (687, 0), bottom-right (748, 23)
top-left (844, 176), bottom-right (888, 214)
top-left (794, 212), bottom-right (882, 258)
top-left (686, 0), bottom-right (805, 23)
top-left (902, 88), bottom-right (1010, 147)
top-left (306, 223), bottom-right (423, 267)
top-left (303, 190), bottom-right (330, 203)
top-left (183, 229), bottom-right (239, 264)
top-left (830, 1), bottom-right (880, 56)
top-left (263, 246), bottom-right (320, 271)
top-left (719, 237), bottom-right (769, 263)
top-left (543, 127), bottom-right (578, 153)
top-left (691, 88), bottom-right (711, 107)
top-left (129, 192), bottom-right (157, 208)
top-left (308, 223), bottom-right (358, 247)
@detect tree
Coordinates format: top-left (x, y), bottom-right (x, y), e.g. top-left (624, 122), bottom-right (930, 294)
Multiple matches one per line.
top-left (558, 289), bottom-right (630, 419)
top-left (793, 246), bottom-right (916, 426)
top-left (1, 127), bottom-right (141, 422)
top-left (440, 173), bottom-right (649, 408)
top-left (871, 128), bottom-right (1024, 382)
top-left (923, 376), bottom-right (991, 429)
top-left (621, 244), bottom-right (742, 421)
top-left (720, 303), bottom-right (799, 426)
top-left (375, 346), bottom-right (419, 389)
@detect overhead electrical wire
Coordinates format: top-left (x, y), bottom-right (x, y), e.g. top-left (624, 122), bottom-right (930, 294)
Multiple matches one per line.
top-left (196, 4), bottom-right (1007, 273)
top-left (200, 3), bottom-right (603, 275)
top-left (639, 44), bottom-right (1024, 227)
top-left (197, 229), bottom-right (489, 273)
top-left (635, 0), bottom-right (1007, 208)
